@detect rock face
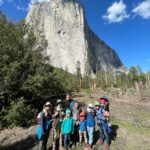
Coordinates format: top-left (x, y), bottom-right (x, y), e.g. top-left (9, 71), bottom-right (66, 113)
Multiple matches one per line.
top-left (26, 0), bottom-right (124, 75)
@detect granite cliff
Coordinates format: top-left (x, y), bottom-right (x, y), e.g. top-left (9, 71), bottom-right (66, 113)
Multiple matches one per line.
top-left (26, 0), bottom-right (124, 75)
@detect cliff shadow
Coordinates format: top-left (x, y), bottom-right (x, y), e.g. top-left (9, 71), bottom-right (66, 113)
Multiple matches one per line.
top-left (0, 135), bottom-right (37, 150)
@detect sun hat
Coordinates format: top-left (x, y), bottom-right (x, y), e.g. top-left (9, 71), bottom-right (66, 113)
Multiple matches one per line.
top-left (56, 99), bottom-right (62, 104)
top-left (45, 102), bottom-right (52, 106)
top-left (88, 103), bottom-right (93, 108)
top-left (66, 109), bottom-right (71, 114)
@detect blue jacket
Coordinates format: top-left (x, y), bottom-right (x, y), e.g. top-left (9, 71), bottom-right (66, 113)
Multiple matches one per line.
top-left (86, 112), bottom-right (95, 127)
top-left (79, 120), bottom-right (86, 131)
top-left (96, 107), bottom-right (106, 124)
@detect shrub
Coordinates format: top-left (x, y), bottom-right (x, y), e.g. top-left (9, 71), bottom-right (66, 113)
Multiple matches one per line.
top-left (4, 98), bottom-right (36, 127)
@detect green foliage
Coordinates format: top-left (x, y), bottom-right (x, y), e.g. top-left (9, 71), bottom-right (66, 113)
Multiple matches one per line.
top-left (0, 11), bottom-right (79, 128)
top-left (4, 98), bottom-right (36, 127)
top-left (96, 66), bottom-right (148, 91)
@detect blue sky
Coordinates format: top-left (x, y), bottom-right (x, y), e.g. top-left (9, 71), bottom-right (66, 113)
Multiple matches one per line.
top-left (0, 0), bottom-right (150, 72)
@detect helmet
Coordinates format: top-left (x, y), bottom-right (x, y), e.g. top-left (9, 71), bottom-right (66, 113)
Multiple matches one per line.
top-left (99, 98), bottom-right (105, 105)
top-left (95, 101), bottom-right (99, 106)
top-left (100, 96), bottom-right (109, 102)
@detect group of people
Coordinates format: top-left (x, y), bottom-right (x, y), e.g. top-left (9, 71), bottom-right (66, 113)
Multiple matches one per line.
top-left (36, 94), bottom-right (111, 150)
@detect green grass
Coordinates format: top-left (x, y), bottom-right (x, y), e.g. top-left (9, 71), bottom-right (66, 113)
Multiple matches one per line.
top-left (132, 111), bottom-right (150, 120)
top-left (111, 116), bottom-right (150, 135)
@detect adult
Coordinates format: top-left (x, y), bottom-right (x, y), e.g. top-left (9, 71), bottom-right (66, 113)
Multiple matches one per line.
top-left (65, 94), bottom-right (75, 111)
top-left (52, 99), bottom-right (64, 149)
top-left (36, 102), bottom-right (53, 150)
top-left (94, 101), bottom-right (104, 144)
top-left (100, 96), bottom-right (109, 112)
top-left (99, 98), bottom-right (111, 150)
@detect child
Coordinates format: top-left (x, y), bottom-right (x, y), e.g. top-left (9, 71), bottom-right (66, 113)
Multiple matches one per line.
top-left (72, 102), bottom-right (80, 146)
top-left (79, 111), bottom-right (87, 145)
top-left (62, 109), bottom-right (74, 150)
top-left (52, 99), bottom-right (64, 149)
top-left (86, 104), bottom-right (95, 149)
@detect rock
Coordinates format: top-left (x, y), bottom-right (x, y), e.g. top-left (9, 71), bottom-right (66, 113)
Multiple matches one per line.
top-left (26, 0), bottom-right (124, 75)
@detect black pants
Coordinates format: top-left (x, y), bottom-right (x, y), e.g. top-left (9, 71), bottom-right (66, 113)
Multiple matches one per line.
top-left (72, 124), bottom-right (79, 145)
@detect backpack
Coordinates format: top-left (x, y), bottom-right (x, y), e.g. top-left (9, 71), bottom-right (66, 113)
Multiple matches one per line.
top-left (36, 112), bottom-right (52, 140)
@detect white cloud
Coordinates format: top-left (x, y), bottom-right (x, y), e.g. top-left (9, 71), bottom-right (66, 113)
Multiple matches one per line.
top-left (0, 0), bottom-right (3, 6)
top-left (132, 0), bottom-right (150, 19)
top-left (16, 6), bottom-right (28, 12)
top-left (102, 0), bottom-right (130, 23)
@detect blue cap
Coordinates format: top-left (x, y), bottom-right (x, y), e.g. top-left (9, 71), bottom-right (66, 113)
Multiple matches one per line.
top-left (66, 109), bottom-right (71, 114)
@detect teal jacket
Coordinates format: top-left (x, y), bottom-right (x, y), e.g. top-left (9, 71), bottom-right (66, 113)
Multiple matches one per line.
top-left (62, 117), bottom-right (74, 134)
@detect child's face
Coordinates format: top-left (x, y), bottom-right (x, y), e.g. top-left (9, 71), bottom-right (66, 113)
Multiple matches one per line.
top-left (95, 106), bottom-right (99, 110)
top-left (66, 113), bottom-right (70, 117)
top-left (80, 116), bottom-right (85, 121)
top-left (74, 103), bottom-right (78, 108)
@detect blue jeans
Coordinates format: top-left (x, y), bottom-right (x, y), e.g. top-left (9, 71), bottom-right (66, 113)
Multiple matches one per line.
top-left (87, 126), bottom-right (94, 145)
top-left (98, 123), bottom-right (104, 140)
top-left (102, 123), bottom-right (109, 144)
top-left (63, 134), bottom-right (71, 149)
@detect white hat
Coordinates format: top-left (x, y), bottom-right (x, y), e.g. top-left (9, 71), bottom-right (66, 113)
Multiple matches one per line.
top-left (57, 99), bottom-right (62, 104)
top-left (88, 104), bottom-right (93, 108)
top-left (45, 102), bottom-right (52, 106)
